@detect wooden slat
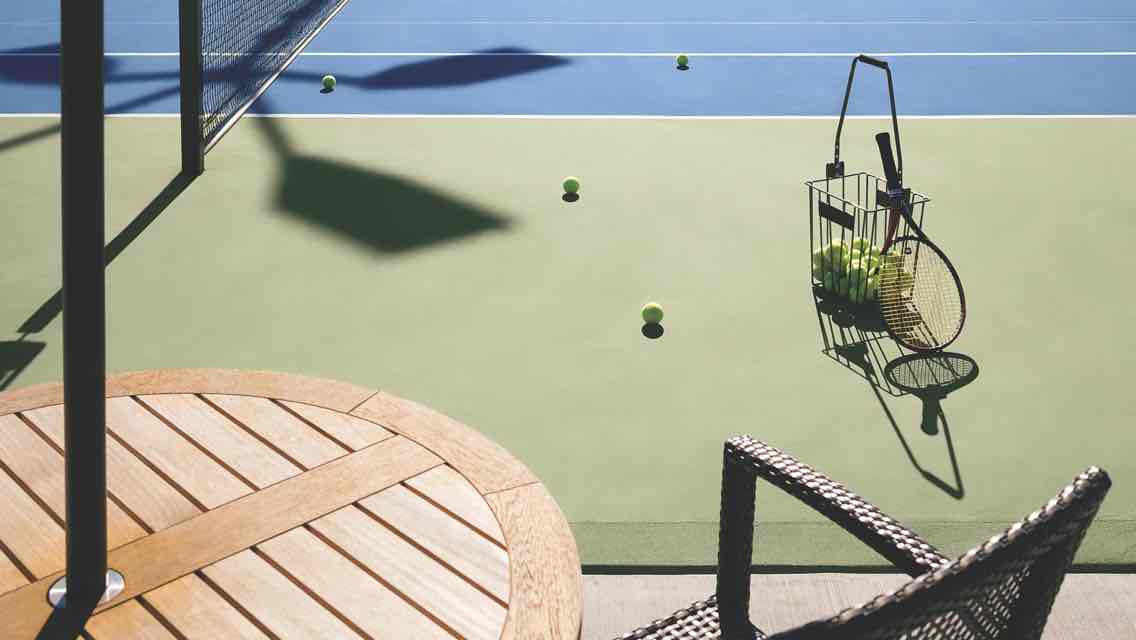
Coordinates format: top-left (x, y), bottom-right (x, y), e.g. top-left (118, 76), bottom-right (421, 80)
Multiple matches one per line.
top-left (353, 392), bottom-right (536, 494)
top-left (487, 483), bottom-right (582, 640)
top-left (405, 465), bottom-right (505, 545)
top-left (0, 550), bottom-right (27, 596)
top-left (360, 485), bottom-right (509, 603)
top-left (203, 394), bottom-right (348, 468)
top-left (0, 381), bottom-right (63, 418)
top-left (24, 405), bottom-right (201, 532)
top-left (258, 526), bottom-right (452, 640)
top-left (0, 369), bottom-right (376, 422)
top-left (0, 414), bottom-right (146, 549)
top-left (0, 436), bottom-right (442, 639)
top-left (105, 369), bottom-right (376, 413)
top-left (202, 550), bottom-right (361, 638)
top-left (311, 504), bottom-right (506, 640)
top-left (145, 573), bottom-right (270, 639)
top-left (0, 467), bottom-right (62, 578)
top-left (139, 394), bottom-right (300, 486)
top-left (105, 396), bottom-right (251, 508)
top-left (279, 400), bottom-right (393, 452)
top-left (84, 599), bottom-right (177, 640)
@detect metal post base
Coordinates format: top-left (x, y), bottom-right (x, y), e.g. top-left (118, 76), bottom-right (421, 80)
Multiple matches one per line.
top-left (47, 569), bottom-right (125, 608)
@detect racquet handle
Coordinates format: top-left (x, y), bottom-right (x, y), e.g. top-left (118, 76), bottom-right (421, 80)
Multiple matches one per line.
top-left (875, 132), bottom-right (901, 191)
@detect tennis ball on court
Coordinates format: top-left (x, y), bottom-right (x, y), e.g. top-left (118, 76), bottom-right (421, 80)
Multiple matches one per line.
top-left (641, 302), bottom-right (664, 325)
top-left (562, 176), bottom-right (580, 194)
top-left (676, 54), bottom-right (689, 68)
top-left (321, 74), bottom-right (336, 90)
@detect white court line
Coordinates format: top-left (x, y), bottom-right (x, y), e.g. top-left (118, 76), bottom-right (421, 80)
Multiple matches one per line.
top-left (3, 51), bottom-right (1136, 57)
top-left (3, 113), bottom-right (1134, 120)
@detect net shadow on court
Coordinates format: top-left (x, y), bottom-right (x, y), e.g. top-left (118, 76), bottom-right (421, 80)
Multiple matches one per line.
top-left (308, 47), bottom-right (571, 89)
top-left (253, 98), bottom-right (512, 253)
top-left (0, 338), bottom-right (46, 391)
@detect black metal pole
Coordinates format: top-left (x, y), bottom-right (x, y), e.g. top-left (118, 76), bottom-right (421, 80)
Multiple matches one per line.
top-left (60, 0), bottom-right (108, 610)
top-left (178, 0), bottom-right (204, 175)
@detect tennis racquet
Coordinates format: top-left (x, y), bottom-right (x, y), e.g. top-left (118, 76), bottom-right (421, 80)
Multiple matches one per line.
top-left (884, 352), bottom-right (979, 434)
top-left (873, 132), bottom-right (966, 352)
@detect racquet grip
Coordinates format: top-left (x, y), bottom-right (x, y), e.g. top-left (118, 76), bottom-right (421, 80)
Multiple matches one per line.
top-left (875, 132), bottom-right (901, 191)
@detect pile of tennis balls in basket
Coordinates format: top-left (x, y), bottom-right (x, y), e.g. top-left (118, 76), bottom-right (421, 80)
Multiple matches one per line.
top-left (811, 238), bottom-right (913, 304)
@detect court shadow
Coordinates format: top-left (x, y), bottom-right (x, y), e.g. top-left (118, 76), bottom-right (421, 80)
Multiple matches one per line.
top-left (813, 292), bottom-right (968, 499)
top-left (814, 288), bottom-right (903, 395)
top-left (642, 323), bottom-right (664, 339)
top-left (356, 47), bottom-right (570, 89)
top-left (16, 173), bottom-right (194, 340)
top-left (0, 41), bottom-right (179, 156)
top-left (0, 339), bottom-right (47, 391)
top-left (0, 43), bottom-right (124, 86)
top-left (562, 193), bottom-right (579, 203)
top-left (276, 154), bottom-right (511, 253)
top-left (250, 102), bottom-right (512, 254)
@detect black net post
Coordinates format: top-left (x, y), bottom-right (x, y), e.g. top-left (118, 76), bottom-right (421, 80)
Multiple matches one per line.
top-left (179, 0), bottom-right (204, 175)
top-left (59, 0), bottom-right (109, 618)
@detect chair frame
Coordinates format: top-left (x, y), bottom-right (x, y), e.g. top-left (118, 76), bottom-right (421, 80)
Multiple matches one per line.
top-left (618, 435), bottom-right (1111, 640)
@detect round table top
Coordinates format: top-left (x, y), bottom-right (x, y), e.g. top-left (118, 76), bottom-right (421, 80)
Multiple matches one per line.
top-left (0, 369), bottom-right (582, 640)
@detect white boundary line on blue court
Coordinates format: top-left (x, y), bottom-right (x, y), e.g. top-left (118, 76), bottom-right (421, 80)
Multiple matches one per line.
top-left (3, 113), bottom-right (1135, 120)
top-left (3, 51), bottom-right (1136, 57)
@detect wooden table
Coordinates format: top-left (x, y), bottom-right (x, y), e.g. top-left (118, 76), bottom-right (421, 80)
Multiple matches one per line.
top-left (0, 369), bottom-right (582, 639)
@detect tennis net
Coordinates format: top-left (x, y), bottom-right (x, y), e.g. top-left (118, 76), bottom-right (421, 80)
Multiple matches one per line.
top-left (179, 0), bottom-right (349, 173)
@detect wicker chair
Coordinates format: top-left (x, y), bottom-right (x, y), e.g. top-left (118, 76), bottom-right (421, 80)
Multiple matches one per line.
top-left (617, 436), bottom-right (1111, 640)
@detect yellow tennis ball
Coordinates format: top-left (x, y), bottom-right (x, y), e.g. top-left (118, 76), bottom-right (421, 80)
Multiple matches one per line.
top-left (641, 302), bottom-right (664, 324)
top-left (562, 176), bottom-right (580, 194)
top-left (865, 277), bottom-right (880, 301)
top-left (850, 237), bottom-right (871, 253)
top-left (823, 272), bottom-right (839, 292)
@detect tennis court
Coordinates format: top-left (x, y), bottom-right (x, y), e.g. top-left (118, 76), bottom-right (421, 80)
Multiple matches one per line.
top-left (2, 0), bottom-right (1134, 573)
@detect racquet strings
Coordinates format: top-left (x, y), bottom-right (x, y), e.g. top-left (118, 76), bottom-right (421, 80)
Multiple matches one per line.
top-left (877, 238), bottom-right (963, 350)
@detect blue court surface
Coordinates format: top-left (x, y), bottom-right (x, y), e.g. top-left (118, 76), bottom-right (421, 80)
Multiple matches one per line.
top-left (2, 0), bottom-right (1135, 116)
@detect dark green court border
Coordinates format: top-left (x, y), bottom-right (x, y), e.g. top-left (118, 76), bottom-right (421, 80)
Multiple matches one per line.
top-left (572, 520), bottom-right (1136, 569)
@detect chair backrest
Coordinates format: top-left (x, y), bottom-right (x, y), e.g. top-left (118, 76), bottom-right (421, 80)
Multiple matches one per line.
top-left (770, 467), bottom-right (1111, 640)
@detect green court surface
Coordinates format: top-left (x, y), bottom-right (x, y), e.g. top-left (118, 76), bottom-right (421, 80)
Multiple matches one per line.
top-left (1, 115), bottom-right (1133, 567)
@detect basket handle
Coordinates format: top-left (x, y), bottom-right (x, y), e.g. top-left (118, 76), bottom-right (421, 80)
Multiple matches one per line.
top-left (827, 54), bottom-right (903, 185)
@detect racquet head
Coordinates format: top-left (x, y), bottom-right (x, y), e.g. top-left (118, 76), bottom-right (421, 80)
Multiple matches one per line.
top-left (877, 235), bottom-right (966, 351)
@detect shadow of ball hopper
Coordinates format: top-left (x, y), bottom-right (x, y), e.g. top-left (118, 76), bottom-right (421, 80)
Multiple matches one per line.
top-left (813, 283), bottom-right (886, 332)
